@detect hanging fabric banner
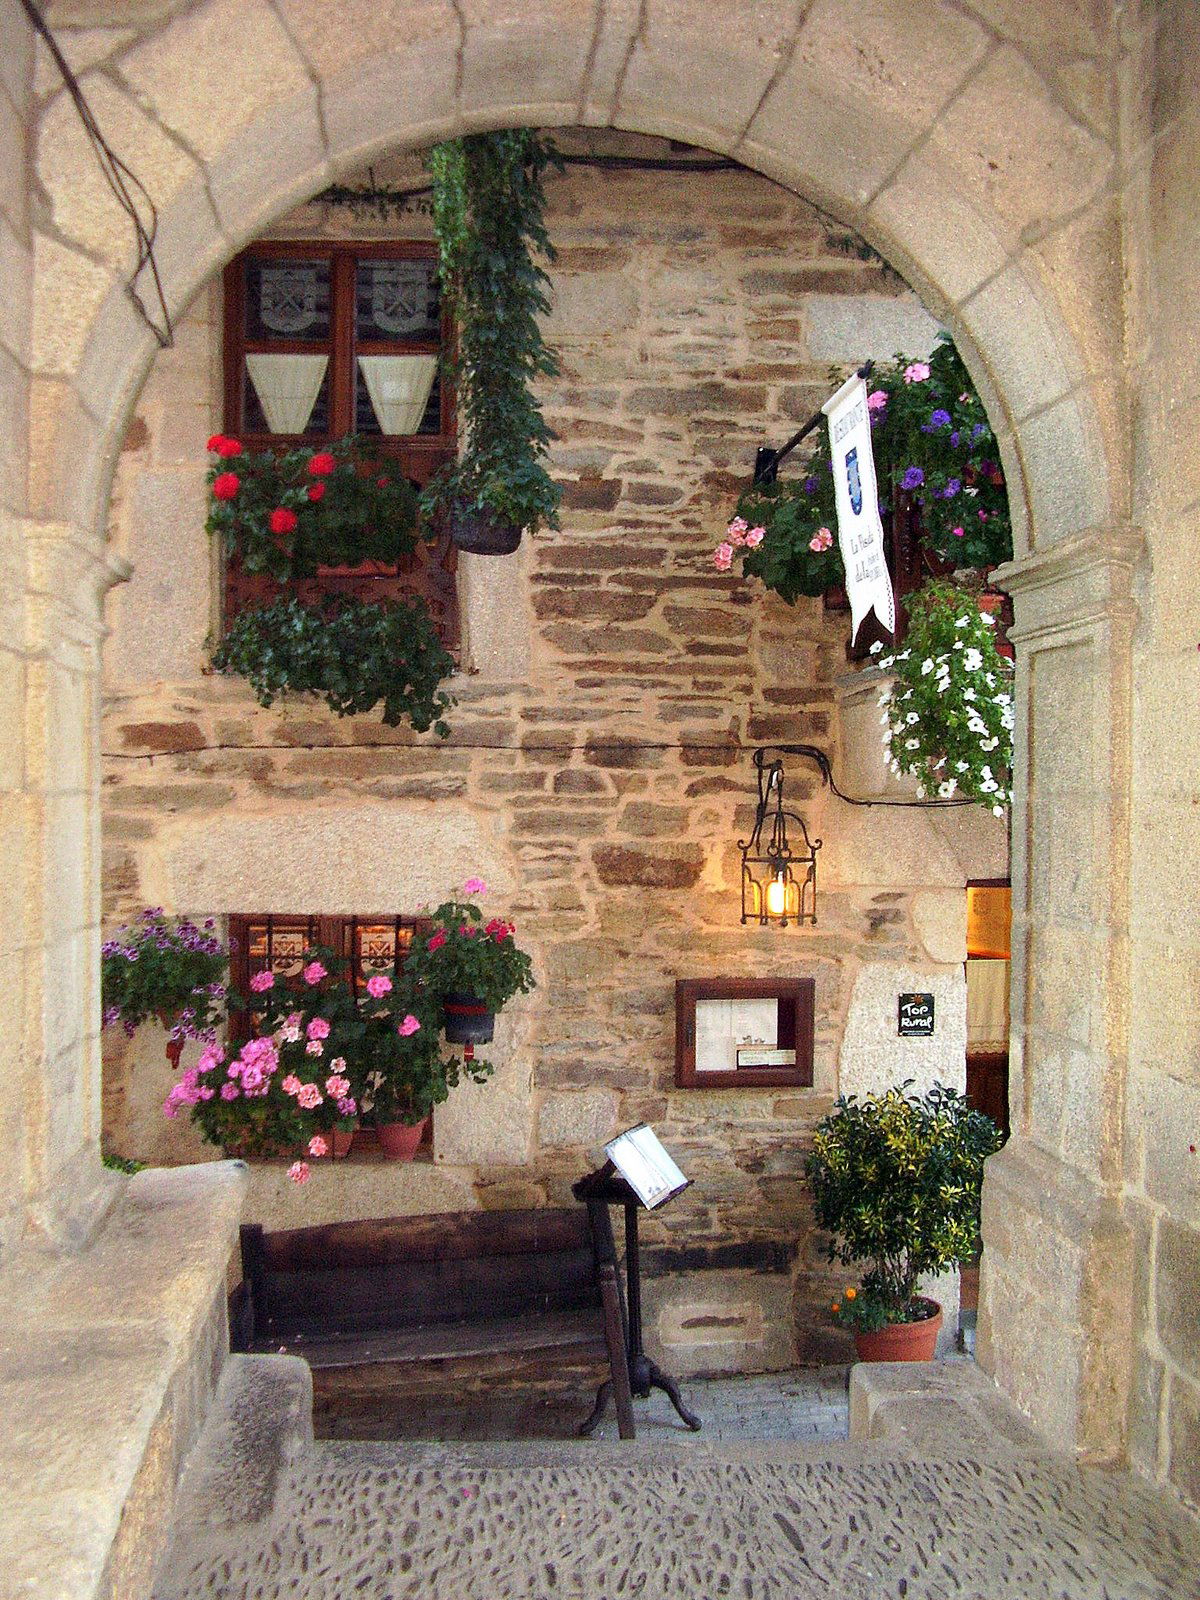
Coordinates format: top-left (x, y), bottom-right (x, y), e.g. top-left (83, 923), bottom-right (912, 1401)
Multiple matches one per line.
top-left (821, 373), bottom-right (895, 643)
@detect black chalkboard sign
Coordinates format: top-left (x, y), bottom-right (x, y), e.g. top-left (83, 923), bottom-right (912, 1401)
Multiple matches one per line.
top-left (898, 993), bottom-right (935, 1037)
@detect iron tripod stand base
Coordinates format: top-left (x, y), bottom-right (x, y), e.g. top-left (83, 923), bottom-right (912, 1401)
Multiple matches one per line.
top-left (579, 1351), bottom-right (703, 1436)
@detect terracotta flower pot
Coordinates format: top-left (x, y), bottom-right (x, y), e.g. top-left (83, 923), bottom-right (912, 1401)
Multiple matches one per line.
top-left (852, 1297), bottom-right (943, 1363)
top-left (330, 1126), bottom-right (356, 1159)
top-left (376, 1118), bottom-right (428, 1160)
top-left (442, 993), bottom-right (495, 1045)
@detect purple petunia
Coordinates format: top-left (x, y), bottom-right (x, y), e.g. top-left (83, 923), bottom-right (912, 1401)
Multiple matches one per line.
top-left (942, 478), bottom-right (961, 498)
top-left (804, 476), bottom-right (819, 495)
top-left (901, 466), bottom-right (925, 491)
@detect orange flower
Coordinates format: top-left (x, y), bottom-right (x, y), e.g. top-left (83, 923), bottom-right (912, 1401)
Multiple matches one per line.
top-left (845, 1287), bottom-right (857, 1301)
top-left (831, 1302), bottom-right (841, 1314)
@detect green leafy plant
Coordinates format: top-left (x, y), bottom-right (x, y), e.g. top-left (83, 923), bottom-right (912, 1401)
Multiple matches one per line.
top-left (205, 433), bottom-right (422, 580)
top-left (101, 909), bottom-right (227, 1044)
top-left (871, 578), bottom-right (1014, 812)
top-left (211, 595), bottom-right (455, 733)
top-left (102, 1152), bottom-right (147, 1175)
top-left (424, 130), bottom-right (562, 536)
top-left (361, 978), bottom-right (489, 1127)
top-left (404, 880), bottom-right (535, 1016)
top-left (716, 332), bottom-right (1012, 597)
top-left (806, 1080), bottom-right (1003, 1325)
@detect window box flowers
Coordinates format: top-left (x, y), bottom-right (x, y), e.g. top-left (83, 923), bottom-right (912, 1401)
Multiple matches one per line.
top-left (102, 909), bottom-right (227, 1065)
top-left (714, 332), bottom-right (1012, 599)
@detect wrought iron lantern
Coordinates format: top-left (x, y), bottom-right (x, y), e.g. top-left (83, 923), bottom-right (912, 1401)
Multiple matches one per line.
top-left (739, 747), bottom-right (826, 927)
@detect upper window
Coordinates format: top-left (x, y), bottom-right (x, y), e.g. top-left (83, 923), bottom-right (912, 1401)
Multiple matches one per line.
top-left (222, 242), bottom-right (458, 638)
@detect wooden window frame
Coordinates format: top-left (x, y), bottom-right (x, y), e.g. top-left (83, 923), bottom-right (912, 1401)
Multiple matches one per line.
top-left (221, 240), bottom-right (459, 640)
top-left (674, 978), bottom-right (815, 1090)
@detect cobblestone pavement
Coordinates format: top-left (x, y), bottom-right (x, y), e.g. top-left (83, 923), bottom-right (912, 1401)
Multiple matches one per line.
top-left (154, 1358), bottom-right (1200, 1600)
top-left (315, 1366), bottom-right (850, 1445)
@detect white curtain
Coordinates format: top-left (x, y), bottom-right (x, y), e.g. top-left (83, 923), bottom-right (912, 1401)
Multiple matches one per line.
top-left (246, 353), bottom-right (329, 435)
top-left (358, 354), bottom-right (438, 436)
top-left (967, 958), bottom-right (1010, 1050)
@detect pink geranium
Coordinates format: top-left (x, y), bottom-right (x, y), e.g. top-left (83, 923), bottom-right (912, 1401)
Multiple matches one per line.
top-left (713, 541), bottom-right (734, 572)
top-left (366, 974), bottom-right (392, 998)
top-left (308, 1135), bottom-right (328, 1158)
top-left (462, 877), bottom-right (488, 896)
top-left (867, 389), bottom-right (888, 411)
top-left (302, 961), bottom-right (327, 985)
top-left (239, 1063), bottom-right (266, 1094)
top-left (726, 516), bottom-right (748, 546)
top-left (306, 1016), bottom-right (331, 1040)
top-left (249, 970), bottom-right (275, 992)
top-left (427, 929), bottom-right (447, 953)
top-left (903, 361), bottom-right (931, 384)
top-left (305, 1039), bottom-right (324, 1057)
top-left (220, 1082), bottom-right (239, 1101)
top-left (325, 1075), bottom-right (351, 1099)
top-left (281, 1074), bottom-right (302, 1096)
top-left (296, 1082), bottom-right (323, 1109)
top-left (398, 1014), bottom-right (421, 1037)
top-left (744, 526), bottom-right (765, 548)
top-left (287, 1161), bottom-right (311, 1185)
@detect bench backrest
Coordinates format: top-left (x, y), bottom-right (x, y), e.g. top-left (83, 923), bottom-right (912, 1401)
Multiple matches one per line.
top-left (241, 1207), bottom-right (601, 1340)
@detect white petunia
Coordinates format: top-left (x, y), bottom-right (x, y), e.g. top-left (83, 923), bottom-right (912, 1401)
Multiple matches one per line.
top-left (869, 640), bottom-right (884, 654)
top-left (963, 648), bottom-right (983, 671)
top-left (938, 779), bottom-right (958, 798)
top-left (905, 738), bottom-right (919, 749)
top-left (963, 688), bottom-right (976, 701)
top-left (955, 616), bottom-right (971, 628)
top-left (992, 804), bottom-right (1005, 817)
top-left (921, 658), bottom-right (935, 676)
top-left (906, 712), bottom-right (919, 725)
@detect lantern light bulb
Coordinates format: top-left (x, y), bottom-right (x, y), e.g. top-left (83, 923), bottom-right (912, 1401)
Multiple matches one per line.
top-left (766, 872), bottom-right (789, 918)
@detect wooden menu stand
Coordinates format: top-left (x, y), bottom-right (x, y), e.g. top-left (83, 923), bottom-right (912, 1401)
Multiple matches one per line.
top-left (573, 1160), bottom-right (702, 1437)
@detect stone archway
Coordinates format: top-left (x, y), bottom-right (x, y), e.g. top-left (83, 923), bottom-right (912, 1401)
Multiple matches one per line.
top-left (19, 0), bottom-right (1136, 1464)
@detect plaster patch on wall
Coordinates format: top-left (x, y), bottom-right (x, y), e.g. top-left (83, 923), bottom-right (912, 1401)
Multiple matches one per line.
top-left (819, 803), bottom-right (966, 890)
top-left (838, 963), bottom-right (966, 1099)
top-left (912, 889), bottom-right (968, 964)
top-left (804, 291), bottom-right (941, 362)
top-left (159, 803), bottom-right (516, 913)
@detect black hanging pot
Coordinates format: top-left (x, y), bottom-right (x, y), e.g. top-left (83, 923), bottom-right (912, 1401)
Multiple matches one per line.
top-left (448, 504), bottom-right (523, 555)
top-left (442, 993), bottom-right (496, 1044)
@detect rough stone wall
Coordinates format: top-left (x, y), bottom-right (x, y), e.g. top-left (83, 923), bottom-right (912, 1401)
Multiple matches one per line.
top-left (100, 145), bottom-right (1005, 1372)
top-left (0, 4), bottom-right (35, 1260)
top-left (1120, 0), bottom-right (1200, 1511)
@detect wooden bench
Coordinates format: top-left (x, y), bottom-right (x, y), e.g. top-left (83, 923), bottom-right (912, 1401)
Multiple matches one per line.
top-left (232, 1206), bottom-right (635, 1437)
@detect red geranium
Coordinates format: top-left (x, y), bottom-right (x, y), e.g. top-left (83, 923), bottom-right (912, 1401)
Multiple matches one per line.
top-left (269, 507), bottom-right (298, 535)
top-left (307, 452), bottom-right (336, 477)
top-left (485, 918), bottom-right (514, 942)
top-left (212, 472), bottom-right (240, 501)
top-left (307, 481), bottom-right (326, 502)
top-left (427, 929), bottom-right (447, 953)
top-left (207, 435), bottom-right (243, 458)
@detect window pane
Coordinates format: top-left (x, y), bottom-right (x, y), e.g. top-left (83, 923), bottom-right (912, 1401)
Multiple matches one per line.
top-left (356, 258), bottom-right (439, 342)
top-left (244, 257), bottom-right (331, 342)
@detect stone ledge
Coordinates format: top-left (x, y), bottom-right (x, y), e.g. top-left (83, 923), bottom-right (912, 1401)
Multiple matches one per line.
top-left (0, 1160), bottom-right (247, 1600)
top-left (849, 1354), bottom-right (1045, 1455)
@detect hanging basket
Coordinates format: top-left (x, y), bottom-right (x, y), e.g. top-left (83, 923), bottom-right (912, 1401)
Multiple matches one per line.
top-left (448, 504), bottom-right (523, 555)
top-left (442, 993), bottom-right (496, 1044)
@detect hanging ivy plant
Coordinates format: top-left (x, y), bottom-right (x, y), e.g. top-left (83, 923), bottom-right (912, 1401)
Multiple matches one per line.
top-left (424, 131), bottom-right (562, 550)
top-left (205, 433), bottom-right (422, 580)
top-left (211, 596), bottom-right (455, 734)
top-left (715, 332), bottom-right (1012, 598)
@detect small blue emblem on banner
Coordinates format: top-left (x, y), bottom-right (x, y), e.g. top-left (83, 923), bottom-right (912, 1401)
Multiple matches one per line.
top-left (846, 447), bottom-right (863, 515)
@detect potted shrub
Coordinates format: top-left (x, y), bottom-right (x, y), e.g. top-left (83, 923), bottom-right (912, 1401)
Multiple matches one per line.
top-left (806, 1081), bottom-right (1003, 1362)
top-left (869, 577), bottom-right (1014, 813)
top-left (424, 130), bottom-right (562, 553)
top-left (404, 878), bottom-right (535, 1044)
top-left (102, 909), bottom-right (227, 1067)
